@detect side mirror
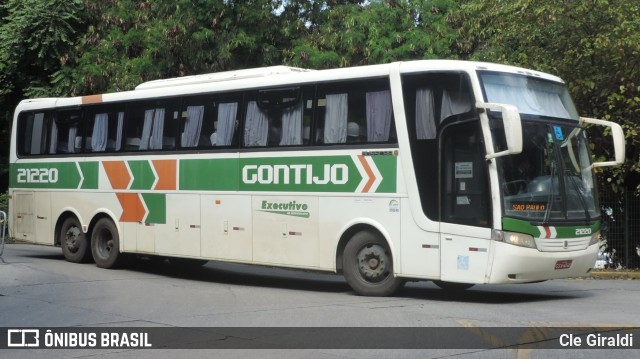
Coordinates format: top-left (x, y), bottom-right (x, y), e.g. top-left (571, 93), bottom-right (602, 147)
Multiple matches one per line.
top-left (580, 117), bottom-right (625, 167)
top-left (477, 102), bottom-right (523, 159)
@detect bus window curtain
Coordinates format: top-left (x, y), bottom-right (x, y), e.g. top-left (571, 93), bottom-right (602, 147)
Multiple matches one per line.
top-left (441, 89), bottom-right (472, 121)
top-left (49, 120), bottom-right (58, 154)
top-left (280, 100), bottom-right (303, 146)
top-left (528, 89), bottom-right (571, 119)
top-left (91, 113), bottom-right (109, 152)
top-left (483, 81), bottom-right (571, 119)
top-left (216, 102), bottom-right (237, 146)
top-left (416, 88), bottom-right (437, 140)
top-left (140, 110), bottom-right (154, 150)
top-left (323, 93), bottom-right (348, 144)
top-left (182, 106), bottom-right (204, 147)
top-left (115, 112), bottom-right (124, 151)
top-left (366, 90), bottom-right (392, 142)
top-left (150, 108), bottom-right (165, 150)
top-left (140, 108), bottom-right (165, 150)
top-left (244, 101), bottom-right (268, 146)
top-left (68, 126), bottom-right (78, 153)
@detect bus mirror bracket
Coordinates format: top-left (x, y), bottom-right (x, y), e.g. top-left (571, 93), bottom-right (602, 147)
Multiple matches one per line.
top-left (477, 102), bottom-right (523, 160)
top-left (580, 117), bottom-right (625, 167)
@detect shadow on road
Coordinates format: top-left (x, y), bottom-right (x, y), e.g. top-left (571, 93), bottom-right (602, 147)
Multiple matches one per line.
top-left (13, 244), bottom-right (587, 304)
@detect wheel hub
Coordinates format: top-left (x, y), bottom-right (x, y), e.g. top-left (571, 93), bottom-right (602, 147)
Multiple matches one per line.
top-left (357, 244), bottom-right (388, 282)
top-left (65, 227), bottom-right (81, 252)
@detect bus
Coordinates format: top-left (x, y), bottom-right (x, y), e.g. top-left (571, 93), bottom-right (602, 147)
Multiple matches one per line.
top-left (8, 60), bottom-right (625, 296)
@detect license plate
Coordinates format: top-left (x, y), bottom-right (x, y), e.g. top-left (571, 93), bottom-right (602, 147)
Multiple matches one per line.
top-left (555, 260), bottom-right (573, 270)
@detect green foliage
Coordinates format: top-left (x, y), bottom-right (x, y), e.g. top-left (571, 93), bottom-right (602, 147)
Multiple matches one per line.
top-left (286, 0), bottom-right (458, 68)
top-left (55, 0), bottom-right (289, 95)
top-left (452, 0), bottom-right (640, 192)
top-left (0, 0), bottom-right (83, 97)
top-left (0, 0), bottom-right (84, 192)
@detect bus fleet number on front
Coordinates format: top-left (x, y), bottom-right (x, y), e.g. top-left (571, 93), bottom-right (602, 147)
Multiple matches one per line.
top-left (16, 168), bottom-right (59, 184)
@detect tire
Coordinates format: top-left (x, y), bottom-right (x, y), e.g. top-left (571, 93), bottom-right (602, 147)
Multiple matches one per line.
top-left (433, 280), bottom-right (474, 291)
top-left (60, 217), bottom-right (91, 263)
top-left (342, 230), bottom-right (405, 296)
top-left (91, 218), bottom-right (127, 269)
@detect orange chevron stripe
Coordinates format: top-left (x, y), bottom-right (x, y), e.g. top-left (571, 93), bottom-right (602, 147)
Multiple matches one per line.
top-left (103, 161), bottom-right (131, 189)
top-left (116, 193), bottom-right (145, 222)
top-left (357, 155), bottom-right (376, 193)
top-left (152, 159), bottom-right (177, 190)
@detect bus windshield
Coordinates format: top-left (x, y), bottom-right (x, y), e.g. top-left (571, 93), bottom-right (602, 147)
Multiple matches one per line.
top-left (480, 71), bottom-right (599, 223)
top-left (494, 120), bottom-right (599, 223)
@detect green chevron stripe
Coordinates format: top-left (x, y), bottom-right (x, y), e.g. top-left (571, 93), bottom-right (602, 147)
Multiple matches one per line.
top-left (129, 160), bottom-right (156, 190)
top-left (141, 193), bottom-right (166, 224)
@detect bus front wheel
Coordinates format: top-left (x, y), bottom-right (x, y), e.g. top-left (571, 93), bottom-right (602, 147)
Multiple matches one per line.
top-left (342, 230), bottom-right (404, 296)
top-left (91, 218), bottom-right (127, 269)
top-left (60, 217), bottom-right (91, 263)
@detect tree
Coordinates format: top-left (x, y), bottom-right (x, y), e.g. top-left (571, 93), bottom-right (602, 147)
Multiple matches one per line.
top-left (285, 0), bottom-right (458, 68)
top-left (452, 0), bottom-right (640, 192)
top-left (0, 0), bottom-right (84, 191)
top-left (53, 0), bottom-right (289, 96)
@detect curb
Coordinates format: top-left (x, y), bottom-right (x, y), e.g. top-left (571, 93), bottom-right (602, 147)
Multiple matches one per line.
top-left (580, 270), bottom-right (640, 280)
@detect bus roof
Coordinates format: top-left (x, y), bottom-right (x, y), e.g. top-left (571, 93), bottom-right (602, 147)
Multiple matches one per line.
top-left (15, 60), bottom-right (565, 110)
top-left (135, 66), bottom-right (315, 91)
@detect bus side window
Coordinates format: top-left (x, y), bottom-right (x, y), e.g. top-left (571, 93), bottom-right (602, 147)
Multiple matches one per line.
top-left (243, 87), bottom-right (310, 148)
top-left (315, 79), bottom-right (394, 145)
top-left (86, 106), bottom-right (125, 153)
top-left (50, 109), bottom-right (82, 154)
top-left (17, 112), bottom-right (49, 156)
top-left (126, 99), bottom-right (180, 151)
top-left (402, 72), bottom-right (476, 222)
top-left (179, 94), bottom-right (240, 149)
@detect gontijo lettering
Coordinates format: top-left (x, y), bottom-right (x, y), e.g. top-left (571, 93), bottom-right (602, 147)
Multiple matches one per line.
top-left (242, 164), bottom-right (348, 185)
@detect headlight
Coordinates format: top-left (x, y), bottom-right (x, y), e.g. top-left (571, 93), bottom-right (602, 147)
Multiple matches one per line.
top-left (589, 231), bottom-right (601, 246)
top-left (492, 229), bottom-right (537, 249)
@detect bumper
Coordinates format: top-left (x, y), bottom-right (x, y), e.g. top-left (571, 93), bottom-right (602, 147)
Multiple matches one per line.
top-left (486, 241), bottom-right (599, 283)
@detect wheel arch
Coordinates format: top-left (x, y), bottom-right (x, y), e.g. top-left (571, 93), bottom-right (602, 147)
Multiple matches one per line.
top-left (334, 219), bottom-right (396, 274)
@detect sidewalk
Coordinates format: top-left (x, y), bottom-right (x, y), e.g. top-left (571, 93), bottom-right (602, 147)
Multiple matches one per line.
top-left (581, 269), bottom-right (640, 280)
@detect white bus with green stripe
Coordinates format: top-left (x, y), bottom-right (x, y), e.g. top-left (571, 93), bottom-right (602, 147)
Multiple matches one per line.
top-left (8, 61), bottom-right (625, 296)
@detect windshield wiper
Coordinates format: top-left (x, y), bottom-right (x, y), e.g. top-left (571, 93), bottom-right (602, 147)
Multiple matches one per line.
top-left (542, 160), bottom-right (556, 225)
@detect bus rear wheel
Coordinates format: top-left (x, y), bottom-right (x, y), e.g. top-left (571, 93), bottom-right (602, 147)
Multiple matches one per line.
top-left (342, 230), bottom-right (404, 296)
top-left (91, 218), bottom-right (127, 269)
top-left (60, 217), bottom-right (91, 263)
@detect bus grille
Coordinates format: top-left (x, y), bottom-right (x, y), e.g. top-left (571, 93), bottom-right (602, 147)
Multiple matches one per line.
top-left (535, 237), bottom-right (590, 252)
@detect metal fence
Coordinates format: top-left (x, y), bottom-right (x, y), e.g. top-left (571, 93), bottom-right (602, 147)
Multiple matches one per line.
top-left (598, 181), bottom-right (640, 269)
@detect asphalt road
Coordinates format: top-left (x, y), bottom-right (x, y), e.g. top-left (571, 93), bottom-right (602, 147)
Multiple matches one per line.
top-left (1, 243), bottom-right (638, 358)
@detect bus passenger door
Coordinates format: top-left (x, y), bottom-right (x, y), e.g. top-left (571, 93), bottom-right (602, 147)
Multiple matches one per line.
top-left (439, 121), bottom-right (493, 284)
